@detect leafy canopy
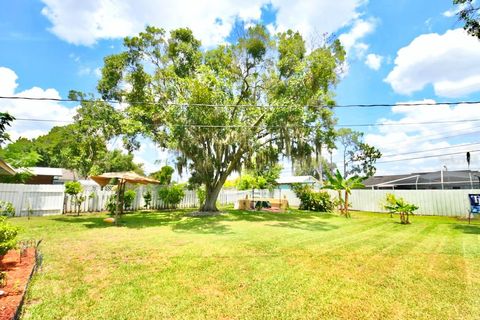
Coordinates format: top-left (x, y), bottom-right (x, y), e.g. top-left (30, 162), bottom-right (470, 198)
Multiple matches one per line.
top-left (98, 25), bottom-right (345, 211)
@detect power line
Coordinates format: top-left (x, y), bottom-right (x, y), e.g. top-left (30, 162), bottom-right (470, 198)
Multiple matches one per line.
top-left (1, 95), bottom-right (480, 109)
top-left (11, 117), bottom-right (480, 128)
top-left (376, 149), bottom-right (480, 164)
top-left (381, 142), bottom-right (480, 158)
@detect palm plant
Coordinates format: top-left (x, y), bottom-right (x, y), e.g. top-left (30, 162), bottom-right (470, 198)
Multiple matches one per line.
top-left (383, 193), bottom-right (418, 224)
top-left (323, 169), bottom-right (365, 218)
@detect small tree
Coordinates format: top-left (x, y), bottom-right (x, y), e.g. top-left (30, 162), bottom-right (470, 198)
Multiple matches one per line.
top-left (323, 169), bottom-right (365, 218)
top-left (0, 216), bottom-right (19, 258)
top-left (65, 181), bottom-right (84, 215)
top-left (143, 190), bottom-right (152, 209)
top-left (383, 194), bottom-right (419, 224)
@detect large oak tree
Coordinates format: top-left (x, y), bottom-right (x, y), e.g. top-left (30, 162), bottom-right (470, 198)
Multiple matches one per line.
top-left (98, 25), bottom-right (344, 211)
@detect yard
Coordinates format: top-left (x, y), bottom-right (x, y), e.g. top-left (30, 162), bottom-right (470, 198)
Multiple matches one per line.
top-left (10, 210), bottom-right (480, 319)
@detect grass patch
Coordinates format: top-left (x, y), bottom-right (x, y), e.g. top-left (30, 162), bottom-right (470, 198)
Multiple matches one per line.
top-left (9, 209), bottom-right (480, 319)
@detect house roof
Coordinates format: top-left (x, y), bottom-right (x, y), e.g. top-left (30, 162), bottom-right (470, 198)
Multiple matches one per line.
top-left (276, 175), bottom-right (318, 184)
top-left (364, 170), bottom-right (480, 187)
top-left (29, 167), bottom-right (64, 176)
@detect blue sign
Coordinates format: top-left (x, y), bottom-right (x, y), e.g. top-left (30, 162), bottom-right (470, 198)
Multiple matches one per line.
top-left (468, 194), bottom-right (480, 214)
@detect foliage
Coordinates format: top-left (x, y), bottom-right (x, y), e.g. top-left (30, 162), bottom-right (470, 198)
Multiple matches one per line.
top-left (294, 157), bottom-right (336, 181)
top-left (0, 120), bottom-right (143, 179)
top-left (97, 25), bottom-right (345, 211)
top-left (65, 181), bottom-right (83, 196)
top-left (223, 179), bottom-right (238, 189)
top-left (124, 189), bottom-right (137, 210)
top-left (454, 0), bottom-right (480, 38)
top-left (196, 186), bottom-right (206, 207)
top-left (336, 128), bottom-right (381, 177)
top-left (323, 169), bottom-right (365, 218)
top-left (0, 112), bottom-right (14, 146)
top-left (106, 194), bottom-right (117, 215)
top-left (65, 181), bottom-right (85, 215)
top-left (0, 201), bottom-right (15, 217)
top-left (143, 190), bottom-right (152, 209)
top-left (150, 166), bottom-right (174, 185)
top-left (292, 184), bottom-right (334, 212)
top-left (383, 193), bottom-right (419, 224)
top-left (0, 137), bottom-right (42, 167)
top-left (158, 184), bottom-right (185, 209)
top-left (0, 216), bottom-right (18, 257)
top-left (236, 164), bottom-right (282, 191)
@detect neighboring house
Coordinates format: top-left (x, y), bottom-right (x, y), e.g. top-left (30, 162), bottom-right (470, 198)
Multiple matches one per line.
top-left (26, 167), bottom-right (76, 185)
top-left (276, 175), bottom-right (319, 190)
top-left (363, 170), bottom-right (480, 190)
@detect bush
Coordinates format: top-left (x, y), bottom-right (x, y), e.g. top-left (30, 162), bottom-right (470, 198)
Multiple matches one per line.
top-left (158, 184), bottom-right (185, 209)
top-left (292, 184), bottom-right (334, 212)
top-left (0, 201), bottom-right (15, 217)
top-left (124, 189), bottom-right (136, 210)
top-left (106, 194), bottom-right (117, 215)
top-left (196, 186), bottom-right (206, 207)
top-left (0, 216), bottom-right (19, 257)
top-left (143, 190), bottom-right (152, 209)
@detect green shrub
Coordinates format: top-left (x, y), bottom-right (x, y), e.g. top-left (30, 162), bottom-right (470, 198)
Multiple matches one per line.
top-left (292, 184), bottom-right (334, 212)
top-left (196, 186), bottom-right (206, 207)
top-left (0, 201), bottom-right (15, 217)
top-left (124, 189), bottom-right (136, 210)
top-left (158, 184), bottom-right (185, 209)
top-left (106, 194), bottom-right (117, 215)
top-left (143, 190), bottom-right (152, 208)
top-left (0, 216), bottom-right (19, 257)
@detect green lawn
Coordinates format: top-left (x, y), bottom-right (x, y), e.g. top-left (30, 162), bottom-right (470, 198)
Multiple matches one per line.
top-left (9, 210), bottom-right (480, 319)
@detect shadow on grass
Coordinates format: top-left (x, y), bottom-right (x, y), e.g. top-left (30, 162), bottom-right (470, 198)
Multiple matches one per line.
top-left (50, 209), bottom-right (338, 235)
top-left (453, 224), bottom-right (480, 234)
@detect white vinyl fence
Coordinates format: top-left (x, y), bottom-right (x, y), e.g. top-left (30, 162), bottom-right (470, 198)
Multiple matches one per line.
top-left (0, 184), bottom-right (65, 216)
top-left (345, 189), bottom-right (480, 217)
top-left (0, 182), bottom-right (478, 217)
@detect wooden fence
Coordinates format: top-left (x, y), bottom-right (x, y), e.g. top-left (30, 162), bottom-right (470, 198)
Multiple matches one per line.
top-left (0, 182), bottom-right (478, 217)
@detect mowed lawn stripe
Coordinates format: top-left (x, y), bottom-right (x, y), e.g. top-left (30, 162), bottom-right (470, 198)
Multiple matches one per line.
top-left (9, 210), bottom-right (480, 319)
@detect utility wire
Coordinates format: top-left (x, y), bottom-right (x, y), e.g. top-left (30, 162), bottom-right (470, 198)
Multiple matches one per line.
top-left (376, 149), bottom-right (480, 164)
top-left (1, 95), bottom-right (480, 109)
top-left (381, 142), bottom-right (480, 158)
top-left (12, 117), bottom-right (480, 128)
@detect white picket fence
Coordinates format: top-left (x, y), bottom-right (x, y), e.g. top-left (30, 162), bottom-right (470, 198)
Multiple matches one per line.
top-left (0, 182), bottom-right (478, 217)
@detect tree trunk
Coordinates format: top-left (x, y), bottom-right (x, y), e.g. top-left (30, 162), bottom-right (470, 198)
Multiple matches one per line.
top-left (200, 183), bottom-right (223, 212)
top-left (344, 191), bottom-right (350, 218)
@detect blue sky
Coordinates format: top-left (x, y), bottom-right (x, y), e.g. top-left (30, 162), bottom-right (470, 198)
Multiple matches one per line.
top-left (1, 0), bottom-right (480, 178)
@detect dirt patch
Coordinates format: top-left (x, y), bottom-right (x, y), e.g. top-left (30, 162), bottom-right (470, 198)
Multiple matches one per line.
top-left (186, 211), bottom-right (226, 217)
top-left (0, 248), bottom-right (36, 320)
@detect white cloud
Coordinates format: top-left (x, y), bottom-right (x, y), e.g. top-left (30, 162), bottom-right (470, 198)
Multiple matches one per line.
top-left (40, 0), bottom-right (367, 47)
top-left (385, 28), bottom-right (480, 97)
top-left (0, 67), bottom-right (76, 141)
top-left (365, 53), bottom-right (383, 70)
top-left (338, 18), bottom-right (376, 57)
top-left (364, 100), bottom-right (480, 174)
